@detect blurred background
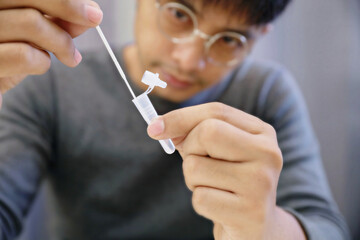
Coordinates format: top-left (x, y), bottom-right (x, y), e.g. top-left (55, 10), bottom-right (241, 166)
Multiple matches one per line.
top-left (17, 0), bottom-right (360, 239)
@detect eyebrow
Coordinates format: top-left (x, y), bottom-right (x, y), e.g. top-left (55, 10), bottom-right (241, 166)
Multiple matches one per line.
top-left (176, 0), bottom-right (199, 15)
top-left (174, 0), bottom-right (255, 39)
top-left (225, 28), bottom-right (254, 39)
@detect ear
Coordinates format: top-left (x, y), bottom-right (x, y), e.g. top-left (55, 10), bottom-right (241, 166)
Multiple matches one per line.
top-left (260, 24), bottom-right (274, 36)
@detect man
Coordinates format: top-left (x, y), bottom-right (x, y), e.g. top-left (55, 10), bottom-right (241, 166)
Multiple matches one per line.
top-left (0, 0), bottom-right (350, 239)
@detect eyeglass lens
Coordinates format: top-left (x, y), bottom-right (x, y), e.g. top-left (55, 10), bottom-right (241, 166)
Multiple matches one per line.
top-left (157, 2), bottom-right (247, 65)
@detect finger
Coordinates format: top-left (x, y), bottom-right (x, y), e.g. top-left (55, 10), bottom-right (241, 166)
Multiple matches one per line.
top-left (180, 118), bottom-right (262, 161)
top-left (0, 75), bottom-right (27, 94)
top-left (183, 155), bottom-right (278, 198)
top-left (213, 224), bottom-right (239, 240)
top-left (182, 155), bottom-right (241, 192)
top-left (193, 187), bottom-right (270, 238)
top-left (192, 187), bottom-right (242, 227)
top-left (0, 43), bottom-right (51, 78)
top-left (0, 0), bottom-right (103, 27)
top-left (45, 1), bottom-right (99, 38)
top-left (0, 9), bottom-right (82, 67)
top-left (213, 224), bottom-right (224, 240)
top-left (148, 102), bottom-right (269, 141)
top-left (48, 17), bottom-right (89, 38)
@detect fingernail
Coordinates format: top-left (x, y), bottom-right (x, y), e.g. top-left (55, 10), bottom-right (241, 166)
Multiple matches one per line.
top-left (148, 117), bottom-right (165, 137)
top-left (74, 49), bottom-right (82, 65)
top-left (86, 5), bottom-right (103, 24)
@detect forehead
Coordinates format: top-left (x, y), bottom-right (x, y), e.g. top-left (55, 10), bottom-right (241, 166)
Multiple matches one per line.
top-left (161, 0), bottom-right (251, 27)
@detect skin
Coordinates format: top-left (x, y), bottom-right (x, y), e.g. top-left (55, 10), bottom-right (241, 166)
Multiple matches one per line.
top-left (0, 0), bottom-right (104, 106)
top-left (126, 0), bottom-right (308, 239)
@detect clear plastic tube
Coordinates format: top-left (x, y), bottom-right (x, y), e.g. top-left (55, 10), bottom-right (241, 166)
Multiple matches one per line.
top-left (132, 93), bottom-right (176, 154)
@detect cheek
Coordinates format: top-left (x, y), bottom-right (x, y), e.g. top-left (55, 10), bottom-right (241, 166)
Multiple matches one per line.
top-left (200, 66), bottom-right (233, 88)
top-left (135, 6), bottom-right (173, 63)
top-left (137, 34), bottom-right (172, 62)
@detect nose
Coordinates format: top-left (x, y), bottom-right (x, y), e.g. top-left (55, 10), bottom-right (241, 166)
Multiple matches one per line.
top-left (171, 37), bottom-right (207, 72)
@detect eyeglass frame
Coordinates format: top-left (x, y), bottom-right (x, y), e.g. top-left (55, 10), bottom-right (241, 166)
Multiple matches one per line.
top-left (154, 0), bottom-right (250, 66)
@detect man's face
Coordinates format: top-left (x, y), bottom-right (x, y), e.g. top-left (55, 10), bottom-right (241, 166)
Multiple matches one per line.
top-left (132, 0), bottom-right (264, 102)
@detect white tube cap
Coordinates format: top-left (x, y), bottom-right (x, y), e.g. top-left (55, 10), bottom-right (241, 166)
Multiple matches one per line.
top-left (141, 71), bottom-right (167, 89)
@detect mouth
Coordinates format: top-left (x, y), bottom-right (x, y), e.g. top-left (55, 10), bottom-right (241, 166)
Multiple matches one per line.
top-left (160, 70), bottom-right (193, 90)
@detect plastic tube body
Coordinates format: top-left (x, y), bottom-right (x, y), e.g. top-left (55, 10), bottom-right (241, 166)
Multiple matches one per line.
top-left (133, 93), bottom-right (176, 154)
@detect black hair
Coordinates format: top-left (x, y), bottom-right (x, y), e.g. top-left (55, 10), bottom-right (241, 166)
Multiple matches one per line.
top-left (199, 0), bottom-right (293, 25)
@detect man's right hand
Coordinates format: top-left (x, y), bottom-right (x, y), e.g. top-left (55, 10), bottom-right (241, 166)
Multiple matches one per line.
top-left (0, 0), bottom-right (103, 94)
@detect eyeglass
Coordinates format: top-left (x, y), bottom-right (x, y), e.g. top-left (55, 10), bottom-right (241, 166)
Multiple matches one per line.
top-left (155, 0), bottom-right (249, 66)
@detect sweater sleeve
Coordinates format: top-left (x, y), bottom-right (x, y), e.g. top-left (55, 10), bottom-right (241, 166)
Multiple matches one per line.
top-left (0, 73), bottom-right (54, 240)
top-left (257, 66), bottom-right (351, 240)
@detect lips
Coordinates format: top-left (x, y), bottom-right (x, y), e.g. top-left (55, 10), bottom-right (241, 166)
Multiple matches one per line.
top-left (160, 70), bottom-right (193, 89)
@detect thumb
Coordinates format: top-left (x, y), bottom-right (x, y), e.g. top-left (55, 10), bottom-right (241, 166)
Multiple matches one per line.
top-left (147, 116), bottom-right (166, 139)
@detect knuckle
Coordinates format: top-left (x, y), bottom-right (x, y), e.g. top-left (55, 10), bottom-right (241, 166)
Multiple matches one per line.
top-left (257, 168), bottom-right (273, 190)
top-left (12, 44), bottom-right (51, 75)
top-left (12, 44), bottom-right (32, 65)
top-left (254, 118), bottom-right (268, 133)
top-left (272, 146), bottom-right (283, 170)
top-left (54, 33), bottom-right (76, 66)
top-left (249, 201), bottom-right (267, 224)
top-left (261, 141), bottom-right (283, 170)
top-left (61, 33), bottom-right (75, 50)
top-left (23, 9), bottom-right (44, 32)
top-left (267, 138), bottom-right (282, 156)
top-left (197, 119), bottom-right (221, 144)
top-left (209, 102), bottom-right (229, 121)
top-left (63, 36), bottom-right (76, 59)
top-left (22, 8), bottom-right (75, 64)
top-left (35, 57), bottom-right (51, 75)
top-left (182, 155), bottom-right (200, 176)
top-left (59, 0), bottom-right (83, 20)
top-left (53, 29), bottom-right (74, 55)
top-left (182, 156), bottom-right (203, 191)
top-left (264, 122), bottom-right (277, 137)
top-left (183, 179), bottom-right (193, 191)
top-left (192, 188), bottom-right (207, 212)
top-left (257, 119), bottom-right (266, 131)
top-left (59, 0), bottom-right (72, 9)
top-left (252, 164), bottom-right (278, 193)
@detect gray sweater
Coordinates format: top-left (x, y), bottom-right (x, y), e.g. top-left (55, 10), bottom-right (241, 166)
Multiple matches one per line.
top-left (0, 48), bottom-right (350, 240)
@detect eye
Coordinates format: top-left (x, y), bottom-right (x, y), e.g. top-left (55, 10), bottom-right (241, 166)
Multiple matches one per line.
top-left (221, 36), bottom-right (240, 48)
top-left (168, 7), bottom-right (190, 23)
